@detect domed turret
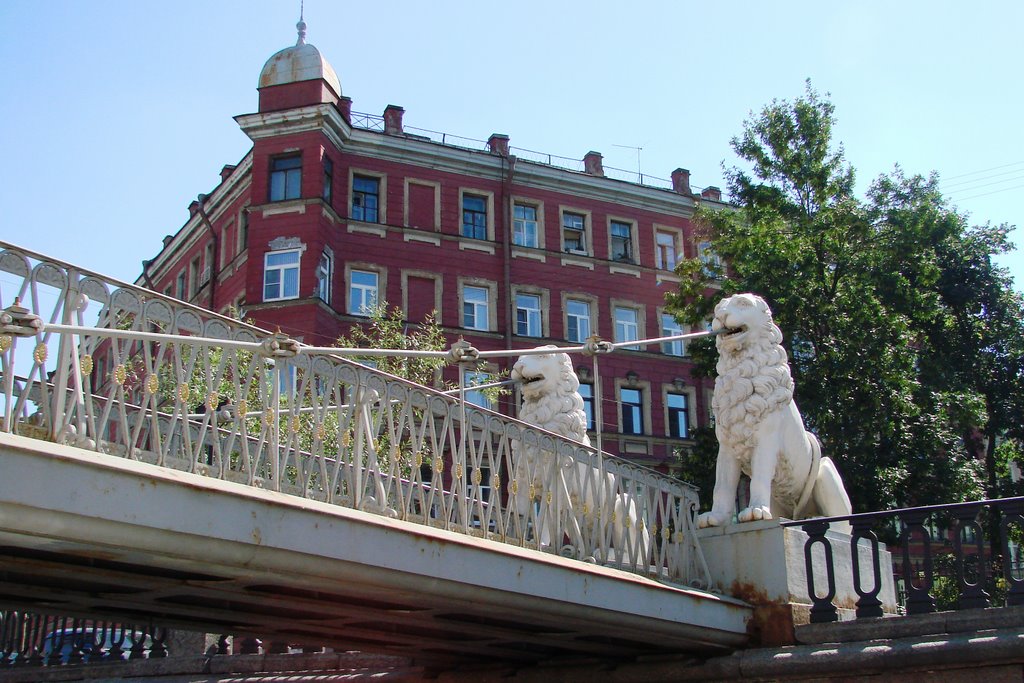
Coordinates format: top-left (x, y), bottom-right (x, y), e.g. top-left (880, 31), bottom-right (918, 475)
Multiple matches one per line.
top-left (257, 16), bottom-right (341, 112)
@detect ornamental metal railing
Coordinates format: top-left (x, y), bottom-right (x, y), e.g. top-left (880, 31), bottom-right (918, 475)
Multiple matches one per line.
top-left (0, 242), bottom-right (710, 587)
top-left (781, 497), bottom-right (1024, 623)
top-left (0, 611), bottom-right (167, 667)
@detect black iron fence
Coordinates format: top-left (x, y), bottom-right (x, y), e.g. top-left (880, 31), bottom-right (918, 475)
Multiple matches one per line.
top-left (0, 613), bottom-right (167, 667)
top-left (782, 496), bottom-right (1024, 623)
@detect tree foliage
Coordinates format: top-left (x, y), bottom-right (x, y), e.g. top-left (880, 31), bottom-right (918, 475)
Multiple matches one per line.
top-left (667, 82), bottom-right (1024, 511)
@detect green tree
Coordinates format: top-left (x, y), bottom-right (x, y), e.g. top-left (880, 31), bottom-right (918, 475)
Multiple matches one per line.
top-left (667, 82), bottom-right (1021, 511)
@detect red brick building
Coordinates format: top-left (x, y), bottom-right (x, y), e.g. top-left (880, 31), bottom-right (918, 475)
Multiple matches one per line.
top-left (138, 20), bottom-right (725, 475)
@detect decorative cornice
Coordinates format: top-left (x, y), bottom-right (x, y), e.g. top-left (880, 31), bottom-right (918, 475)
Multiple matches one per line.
top-left (235, 104), bottom-right (351, 149)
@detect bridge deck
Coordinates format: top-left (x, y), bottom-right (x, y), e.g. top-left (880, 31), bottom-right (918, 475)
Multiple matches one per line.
top-left (0, 433), bottom-right (750, 665)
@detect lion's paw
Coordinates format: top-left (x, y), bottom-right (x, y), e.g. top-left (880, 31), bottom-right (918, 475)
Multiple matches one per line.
top-left (737, 506), bottom-right (772, 523)
top-left (697, 511), bottom-right (730, 528)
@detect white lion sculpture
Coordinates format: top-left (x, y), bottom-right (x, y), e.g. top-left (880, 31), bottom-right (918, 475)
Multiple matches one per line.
top-left (511, 346), bottom-right (650, 562)
top-left (697, 293), bottom-right (853, 533)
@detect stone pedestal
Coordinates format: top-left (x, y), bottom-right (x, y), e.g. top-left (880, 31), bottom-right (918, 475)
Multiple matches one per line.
top-left (697, 520), bottom-right (898, 645)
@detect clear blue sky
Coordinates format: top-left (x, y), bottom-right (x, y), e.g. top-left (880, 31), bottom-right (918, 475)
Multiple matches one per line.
top-left (1, 1), bottom-right (1021, 289)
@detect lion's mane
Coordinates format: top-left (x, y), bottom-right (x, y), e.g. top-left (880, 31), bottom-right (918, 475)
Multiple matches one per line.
top-left (713, 298), bottom-right (794, 464)
top-left (518, 353), bottom-right (590, 446)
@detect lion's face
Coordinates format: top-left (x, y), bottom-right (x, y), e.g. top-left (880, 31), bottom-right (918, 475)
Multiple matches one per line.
top-left (511, 347), bottom-right (574, 402)
top-left (713, 293), bottom-right (774, 354)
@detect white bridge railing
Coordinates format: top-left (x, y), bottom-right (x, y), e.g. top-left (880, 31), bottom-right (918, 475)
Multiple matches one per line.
top-left (0, 243), bottom-right (710, 587)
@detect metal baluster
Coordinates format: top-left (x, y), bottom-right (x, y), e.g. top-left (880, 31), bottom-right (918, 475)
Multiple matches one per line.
top-left (899, 510), bottom-right (936, 615)
top-left (803, 520), bottom-right (838, 623)
top-left (952, 504), bottom-right (989, 609)
top-left (998, 499), bottom-right (1024, 606)
top-left (850, 517), bottom-right (884, 618)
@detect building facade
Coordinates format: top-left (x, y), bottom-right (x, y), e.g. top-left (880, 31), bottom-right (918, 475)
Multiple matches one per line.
top-left (137, 21), bottom-right (726, 475)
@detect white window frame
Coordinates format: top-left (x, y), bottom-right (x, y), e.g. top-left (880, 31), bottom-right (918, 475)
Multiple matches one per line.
top-left (316, 248), bottom-right (333, 304)
top-left (565, 298), bottom-right (592, 343)
top-left (462, 284), bottom-right (491, 331)
top-left (515, 292), bottom-right (542, 337)
top-left (612, 302), bottom-right (644, 350)
top-left (348, 268), bottom-right (379, 316)
top-left (512, 198), bottom-right (544, 249)
top-left (660, 311), bottom-right (685, 356)
top-left (263, 249), bottom-right (301, 302)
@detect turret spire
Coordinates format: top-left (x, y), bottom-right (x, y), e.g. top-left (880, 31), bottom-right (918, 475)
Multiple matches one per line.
top-left (296, 1), bottom-right (306, 45)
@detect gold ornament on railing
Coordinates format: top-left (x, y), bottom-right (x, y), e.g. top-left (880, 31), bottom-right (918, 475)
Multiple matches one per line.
top-left (471, 469), bottom-right (482, 485)
top-left (0, 336), bottom-right (11, 353)
top-left (454, 463), bottom-right (463, 479)
top-left (178, 383), bottom-right (190, 403)
top-left (415, 451), bottom-right (423, 468)
top-left (290, 415), bottom-right (301, 433)
top-left (263, 408), bottom-right (274, 427)
top-left (113, 364), bottom-right (127, 386)
top-left (146, 374), bottom-right (159, 394)
top-left (510, 480), bottom-right (519, 495)
top-left (33, 343), bottom-right (47, 364)
top-left (237, 399), bottom-right (248, 419)
top-left (316, 423), bottom-right (326, 441)
top-left (80, 354), bottom-right (93, 375)
top-left (491, 475), bottom-right (501, 490)
top-left (674, 531), bottom-right (684, 543)
top-left (662, 527), bottom-right (671, 541)
top-left (207, 392), bottom-right (218, 412)
top-left (341, 431), bottom-right (351, 448)
top-left (434, 458), bottom-right (444, 474)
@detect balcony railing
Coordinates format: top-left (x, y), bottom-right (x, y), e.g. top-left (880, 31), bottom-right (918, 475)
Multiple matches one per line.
top-left (0, 242), bottom-right (710, 588)
top-left (782, 497), bottom-right (1024, 623)
top-left (0, 612), bottom-right (167, 667)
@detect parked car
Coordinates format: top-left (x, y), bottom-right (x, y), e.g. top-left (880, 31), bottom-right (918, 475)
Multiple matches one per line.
top-left (42, 627), bottom-right (156, 664)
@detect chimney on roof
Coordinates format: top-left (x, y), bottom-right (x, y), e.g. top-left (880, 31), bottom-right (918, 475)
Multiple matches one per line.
top-left (583, 151), bottom-right (604, 176)
top-left (188, 200), bottom-right (200, 218)
top-left (488, 134), bottom-right (510, 157)
top-left (220, 164), bottom-right (237, 182)
top-left (384, 105), bottom-right (405, 135)
top-left (163, 235), bottom-right (174, 248)
top-left (671, 168), bottom-right (692, 195)
top-left (337, 96), bottom-right (352, 124)
top-left (701, 186), bottom-right (722, 201)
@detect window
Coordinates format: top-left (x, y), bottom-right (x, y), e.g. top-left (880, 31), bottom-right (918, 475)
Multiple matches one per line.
top-left (513, 203), bottom-right (538, 248)
top-left (614, 306), bottom-right (639, 348)
top-left (316, 249), bottom-right (333, 304)
top-left (620, 388), bottom-right (644, 435)
top-left (667, 393), bottom-right (690, 439)
top-left (464, 370), bottom-right (493, 409)
top-left (462, 195), bottom-right (488, 239)
top-left (579, 383), bottom-right (595, 431)
top-left (463, 285), bottom-right (489, 330)
top-left (322, 157), bottom-right (333, 204)
top-left (515, 293), bottom-right (542, 337)
top-left (661, 313), bottom-right (684, 356)
top-left (349, 269), bottom-right (378, 315)
top-left (699, 240), bottom-right (723, 278)
top-left (351, 175), bottom-right (379, 223)
top-left (175, 272), bottom-right (186, 299)
top-left (610, 220), bottom-right (633, 262)
top-left (656, 230), bottom-right (679, 270)
top-left (188, 256), bottom-right (200, 298)
top-left (269, 155), bottom-right (302, 201)
top-left (562, 211), bottom-right (586, 253)
top-left (263, 250), bottom-right (300, 301)
top-left (566, 299), bottom-right (591, 343)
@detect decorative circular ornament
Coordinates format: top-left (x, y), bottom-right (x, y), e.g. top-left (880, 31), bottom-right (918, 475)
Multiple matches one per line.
top-left (146, 374), bottom-right (159, 395)
top-left (237, 399), bottom-right (248, 418)
top-left (454, 464), bottom-right (463, 479)
top-left (0, 336), bottom-right (11, 353)
top-left (80, 354), bottom-right (94, 375)
top-left (113, 364), bottom-right (127, 386)
top-left (290, 415), bottom-right (301, 433)
top-left (434, 458), bottom-right (444, 474)
top-left (33, 343), bottom-right (48, 364)
top-left (178, 383), bottom-right (190, 403)
top-left (472, 469), bottom-right (482, 485)
top-left (207, 392), bottom-right (218, 412)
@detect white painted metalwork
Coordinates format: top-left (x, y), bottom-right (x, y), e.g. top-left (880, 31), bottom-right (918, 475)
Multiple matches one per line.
top-left (0, 242), bottom-right (710, 587)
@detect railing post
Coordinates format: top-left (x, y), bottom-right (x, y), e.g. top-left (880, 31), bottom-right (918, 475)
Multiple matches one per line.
top-left (850, 517), bottom-right (884, 618)
top-left (998, 499), bottom-right (1024, 606)
top-left (899, 509), bottom-right (936, 615)
top-left (952, 503), bottom-right (989, 610)
top-left (803, 520), bottom-right (838, 623)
